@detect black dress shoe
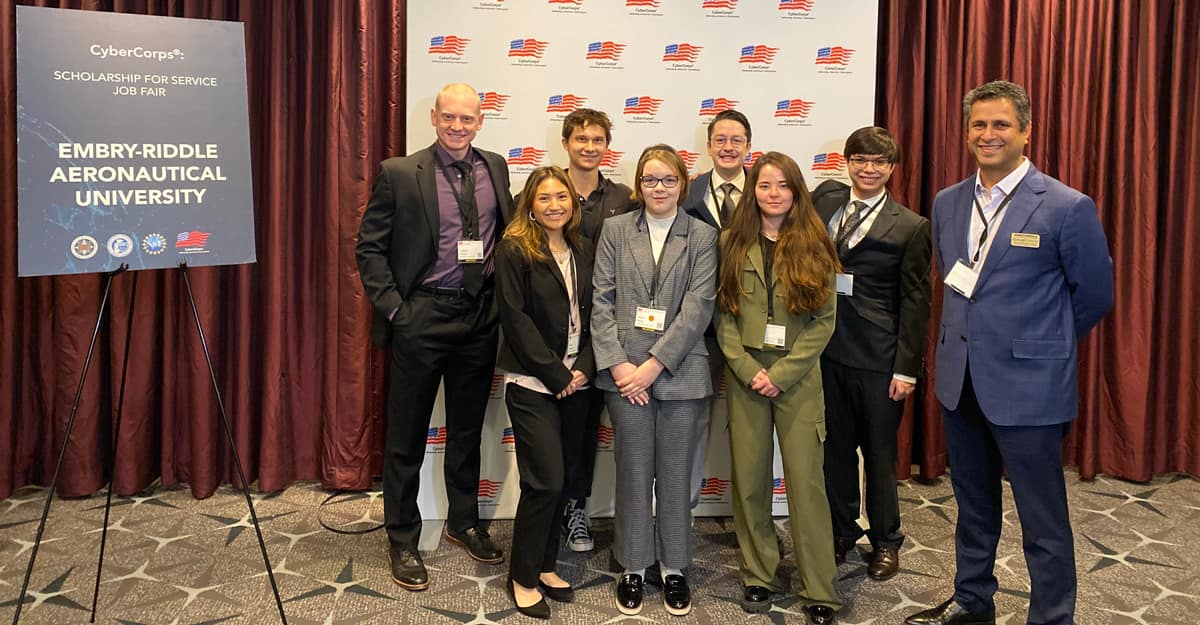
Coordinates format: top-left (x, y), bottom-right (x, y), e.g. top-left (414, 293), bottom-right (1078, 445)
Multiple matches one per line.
top-left (740, 584), bottom-right (771, 613)
top-left (615, 573), bottom-right (644, 615)
top-left (804, 604), bottom-right (837, 625)
top-left (538, 580), bottom-right (575, 603)
top-left (445, 526), bottom-right (503, 564)
top-left (868, 545), bottom-right (900, 581)
top-left (662, 574), bottom-right (691, 616)
top-left (834, 538), bottom-right (853, 565)
top-left (388, 546), bottom-right (429, 591)
top-left (507, 579), bottom-right (551, 619)
top-left (905, 598), bottom-right (996, 625)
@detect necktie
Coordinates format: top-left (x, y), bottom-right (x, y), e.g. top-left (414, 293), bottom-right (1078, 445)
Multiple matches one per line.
top-left (838, 201), bottom-right (868, 255)
top-left (719, 182), bottom-right (736, 228)
top-left (452, 160), bottom-right (483, 296)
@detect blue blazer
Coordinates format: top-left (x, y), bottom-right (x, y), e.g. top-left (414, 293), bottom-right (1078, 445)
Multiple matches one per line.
top-left (932, 164), bottom-right (1113, 426)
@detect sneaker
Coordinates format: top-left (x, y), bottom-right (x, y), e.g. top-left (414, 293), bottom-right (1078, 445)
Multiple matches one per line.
top-left (563, 499), bottom-right (594, 552)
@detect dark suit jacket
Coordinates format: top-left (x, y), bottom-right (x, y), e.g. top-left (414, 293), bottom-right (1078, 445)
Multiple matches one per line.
top-left (356, 143), bottom-right (515, 346)
top-left (812, 179), bottom-right (932, 377)
top-left (495, 237), bottom-right (597, 395)
top-left (681, 168), bottom-right (748, 230)
top-left (932, 164), bottom-right (1112, 425)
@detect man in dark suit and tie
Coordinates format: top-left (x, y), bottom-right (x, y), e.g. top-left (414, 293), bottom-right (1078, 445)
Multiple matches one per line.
top-left (813, 126), bottom-right (931, 582)
top-left (356, 82), bottom-right (515, 591)
top-left (905, 81), bottom-right (1112, 625)
top-left (680, 109), bottom-right (752, 510)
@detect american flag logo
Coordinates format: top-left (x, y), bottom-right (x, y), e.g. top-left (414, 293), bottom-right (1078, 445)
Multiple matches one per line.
top-left (429, 35), bottom-right (470, 55)
top-left (779, 0), bottom-right (813, 9)
top-left (600, 150), bottom-right (624, 168)
top-left (627, 0), bottom-right (659, 6)
top-left (744, 151), bottom-right (763, 167)
top-left (678, 150), bottom-right (700, 171)
top-left (501, 427), bottom-right (515, 444)
top-left (586, 41), bottom-right (626, 61)
top-left (813, 152), bottom-right (847, 171)
top-left (775, 98), bottom-right (813, 118)
top-left (773, 477), bottom-right (787, 494)
top-left (175, 231), bottom-right (210, 248)
top-left (623, 96), bottom-right (663, 115)
top-left (662, 43), bottom-right (702, 63)
top-left (478, 479), bottom-right (504, 498)
top-left (549, 0), bottom-right (581, 4)
top-left (698, 97), bottom-right (739, 115)
top-left (509, 38), bottom-right (548, 59)
top-left (597, 424), bottom-right (615, 445)
top-left (426, 426), bottom-right (447, 445)
top-left (490, 373), bottom-right (504, 399)
top-left (477, 91), bottom-right (509, 112)
top-left (507, 147), bottom-right (547, 165)
top-left (699, 477), bottom-right (730, 496)
top-left (816, 46), bottom-right (855, 65)
top-left (546, 94), bottom-right (588, 112)
top-left (739, 45), bottom-right (779, 64)
top-left (703, 0), bottom-right (737, 8)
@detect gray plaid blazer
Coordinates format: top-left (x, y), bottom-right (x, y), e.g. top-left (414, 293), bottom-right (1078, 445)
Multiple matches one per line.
top-left (591, 209), bottom-right (718, 400)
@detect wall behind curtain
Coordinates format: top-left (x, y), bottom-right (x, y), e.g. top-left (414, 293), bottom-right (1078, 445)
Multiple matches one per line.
top-left (2, 0), bottom-right (1197, 501)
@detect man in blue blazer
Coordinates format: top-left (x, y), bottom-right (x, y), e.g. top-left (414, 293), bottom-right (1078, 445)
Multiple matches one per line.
top-left (906, 81), bottom-right (1112, 625)
top-left (680, 109), bottom-right (752, 512)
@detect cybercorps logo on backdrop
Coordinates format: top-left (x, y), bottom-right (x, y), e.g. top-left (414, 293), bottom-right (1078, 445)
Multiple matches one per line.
top-left (546, 93), bottom-right (588, 113)
top-left (478, 91), bottom-right (510, 114)
top-left (623, 96), bottom-right (663, 125)
top-left (739, 45), bottom-right (778, 72)
top-left (428, 35), bottom-right (470, 64)
top-left (477, 479), bottom-right (504, 505)
top-left (779, 0), bottom-right (815, 18)
top-left (600, 150), bottom-right (623, 169)
top-left (176, 230), bottom-right (211, 254)
top-left (473, 0), bottom-right (508, 11)
top-left (548, 0), bottom-right (585, 13)
top-left (627, 0), bottom-right (661, 14)
top-left (596, 424), bottom-right (615, 450)
top-left (426, 426), bottom-right (447, 453)
top-left (663, 43), bottom-right (702, 72)
top-left (698, 97), bottom-right (738, 117)
top-left (678, 150), bottom-right (700, 173)
top-left (586, 41), bottom-right (626, 68)
top-left (699, 477), bottom-right (730, 501)
top-left (812, 152), bottom-right (847, 175)
top-left (775, 98), bottom-right (813, 125)
top-left (744, 151), bottom-right (763, 167)
top-left (702, 0), bottom-right (738, 16)
top-left (508, 38), bottom-right (548, 66)
top-left (815, 45), bottom-right (855, 70)
top-left (507, 147), bottom-right (547, 166)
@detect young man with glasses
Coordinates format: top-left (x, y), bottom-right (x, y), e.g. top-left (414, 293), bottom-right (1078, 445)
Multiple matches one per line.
top-left (811, 126), bottom-right (932, 582)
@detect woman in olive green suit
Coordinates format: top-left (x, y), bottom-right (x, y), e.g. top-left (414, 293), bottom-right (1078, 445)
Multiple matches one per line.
top-left (714, 152), bottom-right (842, 625)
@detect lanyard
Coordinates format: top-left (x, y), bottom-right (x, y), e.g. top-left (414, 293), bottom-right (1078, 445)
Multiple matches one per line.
top-left (438, 157), bottom-right (478, 239)
top-left (647, 219), bottom-right (674, 306)
top-left (970, 179), bottom-right (1022, 267)
top-left (708, 178), bottom-right (736, 222)
top-left (834, 193), bottom-right (886, 250)
top-left (761, 235), bottom-right (777, 320)
top-left (561, 250), bottom-right (579, 333)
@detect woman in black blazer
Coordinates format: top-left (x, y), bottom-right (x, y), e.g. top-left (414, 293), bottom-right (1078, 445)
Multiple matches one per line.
top-left (495, 166), bottom-right (595, 619)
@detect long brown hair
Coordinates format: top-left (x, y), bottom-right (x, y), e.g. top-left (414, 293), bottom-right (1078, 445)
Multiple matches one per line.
top-left (504, 166), bottom-right (583, 262)
top-left (717, 151), bottom-right (841, 315)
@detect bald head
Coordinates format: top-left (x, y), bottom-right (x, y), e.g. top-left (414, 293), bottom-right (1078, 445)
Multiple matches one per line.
top-left (434, 82), bottom-right (481, 115)
top-left (430, 82), bottom-right (484, 160)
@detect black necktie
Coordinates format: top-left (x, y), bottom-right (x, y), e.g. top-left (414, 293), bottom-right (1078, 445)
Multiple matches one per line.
top-left (838, 201), bottom-right (867, 256)
top-left (719, 182), bottom-right (736, 228)
top-left (452, 160), bottom-right (483, 296)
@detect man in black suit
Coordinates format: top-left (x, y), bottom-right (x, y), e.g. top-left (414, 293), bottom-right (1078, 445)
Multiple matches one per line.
top-left (680, 109), bottom-right (753, 510)
top-left (356, 82), bottom-right (515, 590)
top-left (813, 126), bottom-right (932, 582)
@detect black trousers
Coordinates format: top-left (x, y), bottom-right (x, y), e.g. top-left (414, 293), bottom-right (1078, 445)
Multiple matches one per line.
top-left (560, 387), bottom-right (602, 502)
top-left (820, 357), bottom-right (905, 549)
top-left (505, 383), bottom-right (590, 587)
top-left (383, 288), bottom-right (498, 550)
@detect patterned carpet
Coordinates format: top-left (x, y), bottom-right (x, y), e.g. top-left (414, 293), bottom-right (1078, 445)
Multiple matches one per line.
top-left (2, 471), bottom-right (1197, 625)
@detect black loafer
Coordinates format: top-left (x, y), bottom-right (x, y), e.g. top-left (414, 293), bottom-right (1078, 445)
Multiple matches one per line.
top-left (445, 526), bottom-right (503, 564)
top-left (538, 580), bottom-right (575, 603)
top-left (615, 573), bottom-right (644, 615)
top-left (804, 604), bottom-right (837, 625)
top-left (388, 546), bottom-right (429, 591)
top-left (507, 579), bottom-right (550, 619)
top-left (662, 574), bottom-right (691, 616)
top-left (905, 598), bottom-right (996, 625)
top-left (741, 584), bottom-right (771, 613)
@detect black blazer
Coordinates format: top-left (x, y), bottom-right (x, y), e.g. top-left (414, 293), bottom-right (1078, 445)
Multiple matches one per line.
top-left (681, 168), bottom-right (748, 230)
top-left (356, 143), bottom-right (515, 346)
top-left (495, 237), bottom-right (597, 395)
top-left (812, 179), bottom-right (932, 377)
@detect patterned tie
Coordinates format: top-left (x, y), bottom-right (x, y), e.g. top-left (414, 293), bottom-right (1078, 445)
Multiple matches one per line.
top-left (839, 201), bottom-right (868, 255)
top-left (719, 182), bottom-right (736, 228)
top-left (452, 160), bottom-right (483, 296)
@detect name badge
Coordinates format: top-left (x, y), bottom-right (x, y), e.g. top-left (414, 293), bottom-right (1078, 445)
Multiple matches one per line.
top-left (567, 331), bottom-right (581, 356)
top-left (764, 323), bottom-right (786, 349)
top-left (457, 240), bottom-right (484, 263)
top-left (944, 259), bottom-right (979, 298)
top-left (835, 273), bottom-right (854, 296)
top-left (635, 306), bottom-right (666, 332)
top-left (1011, 232), bottom-right (1041, 248)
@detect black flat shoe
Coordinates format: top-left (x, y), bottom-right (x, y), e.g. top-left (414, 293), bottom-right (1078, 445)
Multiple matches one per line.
top-left (615, 573), bottom-right (644, 615)
top-left (507, 579), bottom-right (550, 619)
top-left (663, 574), bottom-right (691, 616)
top-left (538, 580), bottom-right (575, 603)
top-left (741, 584), bottom-right (771, 613)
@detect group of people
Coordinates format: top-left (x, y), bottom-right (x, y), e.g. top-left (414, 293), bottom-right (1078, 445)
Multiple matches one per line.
top-left (356, 80), bottom-right (1113, 625)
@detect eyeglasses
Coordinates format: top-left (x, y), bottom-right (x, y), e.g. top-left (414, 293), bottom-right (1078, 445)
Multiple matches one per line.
top-left (640, 175), bottom-right (681, 189)
top-left (848, 156), bottom-right (893, 169)
top-left (710, 136), bottom-right (747, 148)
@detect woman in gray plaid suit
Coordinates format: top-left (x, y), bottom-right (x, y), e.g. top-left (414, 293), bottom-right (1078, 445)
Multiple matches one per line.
top-left (591, 145), bottom-right (718, 617)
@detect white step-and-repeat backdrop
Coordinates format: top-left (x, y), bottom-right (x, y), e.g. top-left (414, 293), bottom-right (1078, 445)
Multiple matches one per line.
top-left (406, 0), bottom-right (877, 519)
